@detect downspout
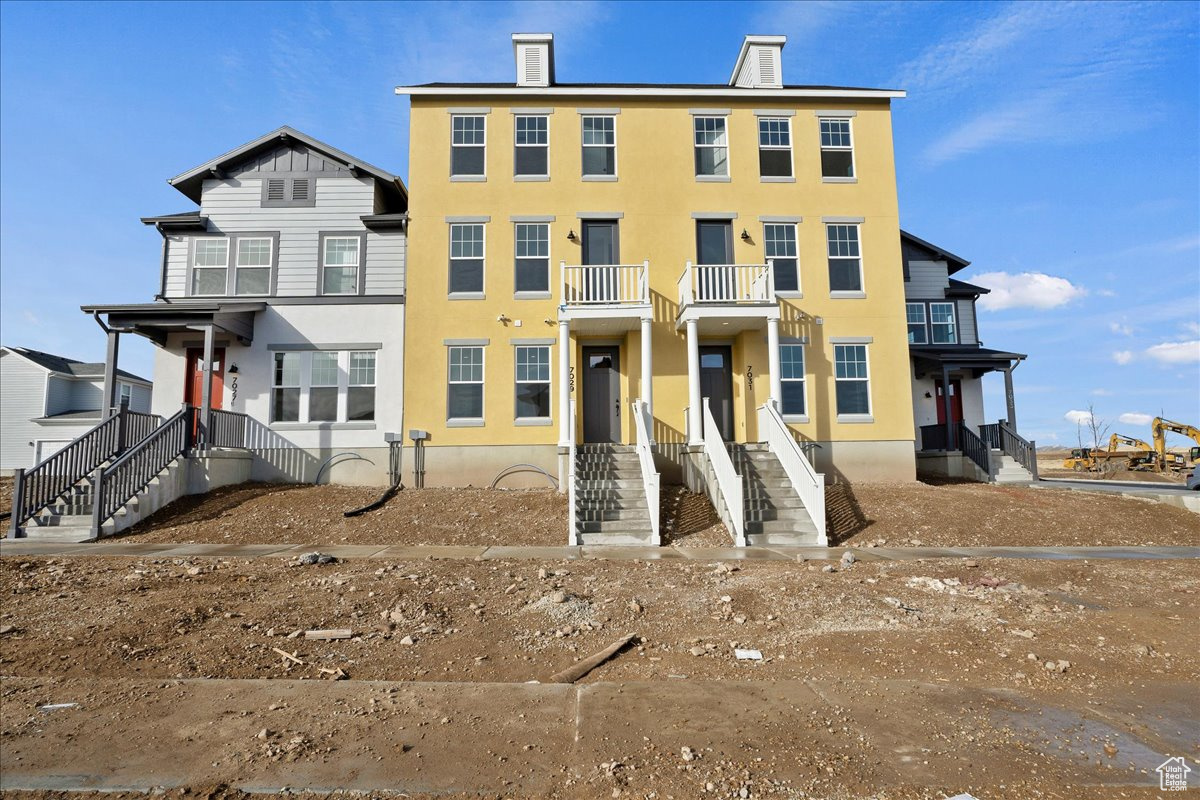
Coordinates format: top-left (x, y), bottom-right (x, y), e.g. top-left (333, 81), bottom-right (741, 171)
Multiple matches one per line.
top-left (154, 223), bottom-right (170, 302)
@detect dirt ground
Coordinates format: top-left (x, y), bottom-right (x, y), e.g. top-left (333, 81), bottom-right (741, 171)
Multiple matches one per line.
top-left (106, 480), bottom-right (1199, 548)
top-left (1, 475), bottom-right (12, 516)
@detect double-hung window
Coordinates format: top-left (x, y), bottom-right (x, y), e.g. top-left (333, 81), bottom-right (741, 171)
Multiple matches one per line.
top-left (930, 302), bottom-right (957, 344)
top-left (118, 383), bottom-right (133, 407)
top-left (271, 350), bottom-right (376, 424)
top-left (758, 117), bottom-right (792, 178)
top-left (235, 237), bottom-right (272, 295)
top-left (451, 115), bottom-right (486, 177)
top-left (764, 223), bottom-right (799, 293)
top-left (581, 115), bottom-right (616, 177)
top-left (347, 351), bottom-right (376, 421)
top-left (514, 223), bottom-right (549, 294)
top-left (693, 116), bottom-right (728, 178)
top-left (819, 118), bottom-right (855, 179)
top-left (449, 223), bottom-right (485, 294)
top-left (309, 352), bottom-right (339, 422)
top-left (834, 344), bottom-right (871, 416)
top-left (906, 303), bottom-right (928, 344)
top-left (448, 346), bottom-right (484, 420)
top-left (514, 115), bottom-right (548, 177)
top-left (515, 345), bottom-right (551, 420)
top-left (322, 236), bottom-right (360, 295)
top-left (779, 344), bottom-right (806, 416)
top-left (826, 224), bottom-right (863, 293)
top-left (272, 352), bottom-right (302, 422)
top-left (192, 239), bottom-right (229, 296)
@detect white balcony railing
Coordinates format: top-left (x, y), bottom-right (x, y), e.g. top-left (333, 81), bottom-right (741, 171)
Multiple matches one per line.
top-left (677, 261), bottom-right (775, 308)
top-left (560, 261), bottom-right (649, 307)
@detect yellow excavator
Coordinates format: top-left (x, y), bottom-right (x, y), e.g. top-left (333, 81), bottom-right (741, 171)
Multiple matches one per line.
top-left (1064, 433), bottom-right (1157, 472)
top-left (1152, 417), bottom-right (1200, 473)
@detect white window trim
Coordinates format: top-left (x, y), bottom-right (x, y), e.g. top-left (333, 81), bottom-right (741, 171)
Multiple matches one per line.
top-left (906, 302), bottom-right (928, 345)
top-left (447, 345), bottom-right (485, 425)
top-left (757, 116), bottom-right (794, 181)
top-left (763, 221), bottom-right (802, 297)
top-left (320, 235), bottom-right (362, 296)
top-left (929, 301), bottom-right (958, 345)
top-left (514, 344), bottom-right (552, 423)
top-left (233, 236), bottom-right (274, 297)
top-left (513, 114), bottom-right (550, 179)
top-left (449, 222), bottom-right (486, 298)
top-left (779, 342), bottom-right (808, 423)
top-left (581, 114), bottom-right (618, 179)
top-left (118, 383), bottom-right (133, 406)
top-left (513, 221), bottom-right (551, 299)
top-left (191, 238), bottom-right (230, 297)
top-left (819, 116), bottom-right (857, 182)
top-left (450, 113), bottom-right (487, 180)
top-left (270, 349), bottom-right (378, 426)
top-left (834, 343), bottom-right (873, 421)
top-left (826, 222), bottom-right (865, 296)
top-left (693, 115), bottom-right (730, 180)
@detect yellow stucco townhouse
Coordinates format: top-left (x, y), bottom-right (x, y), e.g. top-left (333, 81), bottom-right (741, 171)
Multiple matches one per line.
top-left (398, 33), bottom-right (918, 547)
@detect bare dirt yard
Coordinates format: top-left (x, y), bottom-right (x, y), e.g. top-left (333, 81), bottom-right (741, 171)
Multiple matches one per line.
top-left (1, 554), bottom-right (1197, 799)
top-left (105, 479), bottom-right (1199, 549)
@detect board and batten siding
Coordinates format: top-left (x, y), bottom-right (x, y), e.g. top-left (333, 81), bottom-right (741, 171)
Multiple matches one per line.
top-left (0, 353), bottom-right (47, 470)
top-left (162, 176), bottom-right (404, 298)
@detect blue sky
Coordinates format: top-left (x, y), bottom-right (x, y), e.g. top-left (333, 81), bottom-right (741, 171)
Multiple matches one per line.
top-left (1, 1), bottom-right (1197, 448)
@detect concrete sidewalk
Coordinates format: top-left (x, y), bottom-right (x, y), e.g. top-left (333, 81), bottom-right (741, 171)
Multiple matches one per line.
top-left (2, 540), bottom-right (1198, 560)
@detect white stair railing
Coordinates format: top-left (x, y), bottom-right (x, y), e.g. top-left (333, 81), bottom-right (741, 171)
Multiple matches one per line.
top-left (757, 402), bottom-right (827, 545)
top-left (702, 398), bottom-right (745, 546)
top-left (567, 398), bottom-right (578, 545)
top-left (631, 398), bottom-right (661, 545)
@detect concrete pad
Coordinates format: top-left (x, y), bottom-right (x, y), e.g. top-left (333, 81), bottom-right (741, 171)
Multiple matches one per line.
top-left (371, 545), bottom-right (490, 560)
top-left (1, 542), bottom-right (93, 556)
top-left (583, 545), bottom-right (685, 560)
top-left (151, 543), bottom-right (311, 558)
top-left (672, 546), bottom-right (790, 560)
top-left (478, 545), bottom-right (582, 560)
top-left (260, 544), bottom-right (392, 559)
top-left (865, 547), bottom-right (968, 561)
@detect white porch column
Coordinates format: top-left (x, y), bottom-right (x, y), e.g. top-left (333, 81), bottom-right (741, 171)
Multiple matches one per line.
top-left (558, 319), bottom-right (571, 447)
top-left (766, 316), bottom-right (782, 411)
top-left (640, 316), bottom-right (653, 416)
top-left (686, 318), bottom-right (702, 445)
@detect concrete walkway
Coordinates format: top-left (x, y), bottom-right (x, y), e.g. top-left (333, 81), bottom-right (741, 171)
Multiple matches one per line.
top-left (1035, 477), bottom-right (1200, 513)
top-left (2, 540), bottom-right (1198, 561)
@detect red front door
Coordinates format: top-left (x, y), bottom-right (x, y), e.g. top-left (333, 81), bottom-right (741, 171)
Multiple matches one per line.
top-left (934, 379), bottom-right (963, 425)
top-left (185, 349), bottom-right (225, 435)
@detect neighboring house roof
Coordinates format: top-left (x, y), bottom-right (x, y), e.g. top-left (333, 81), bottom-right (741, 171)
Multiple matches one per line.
top-left (401, 81), bottom-right (904, 98)
top-left (900, 230), bottom-right (971, 275)
top-left (139, 211), bottom-right (209, 232)
top-left (946, 278), bottom-right (991, 296)
top-left (167, 126), bottom-right (407, 209)
top-left (2, 346), bottom-right (151, 385)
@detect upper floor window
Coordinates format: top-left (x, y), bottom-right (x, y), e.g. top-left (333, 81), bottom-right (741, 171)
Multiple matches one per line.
top-left (235, 237), bottom-right (272, 295)
top-left (930, 302), bottom-right (957, 344)
top-left (819, 118), bottom-right (855, 179)
top-left (451, 115), bottom-right (486, 177)
top-left (449, 223), bottom-right (485, 294)
top-left (758, 117), bottom-right (792, 178)
top-left (514, 223), bottom-right (549, 294)
top-left (906, 303), bottom-right (927, 344)
top-left (192, 239), bottom-right (229, 296)
top-left (581, 116), bottom-right (616, 177)
top-left (826, 224), bottom-right (863, 293)
top-left (693, 116), bottom-right (728, 177)
top-left (321, 236), bottom-right (360, 295)
top-left (764, 223), bottom-right (799, 293)
top-left (514, 115), bottom-right (548, 177)
top-left (779, 343), bottom-right (806, 417)
top-left (834, 344), bottom-right (871, 416)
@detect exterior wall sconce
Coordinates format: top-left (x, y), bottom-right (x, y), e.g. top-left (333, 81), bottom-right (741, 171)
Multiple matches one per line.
top-left (740, 229), bottom-right (751, 241)
top-left (924, 391), bottom-right (932, 398)
top-left (227, 364), bottom-right (239, 374)
top-left (567, 229), bottom-right (578, 242)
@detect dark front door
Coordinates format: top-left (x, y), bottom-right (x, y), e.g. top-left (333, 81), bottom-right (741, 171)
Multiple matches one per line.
top-left (582, 346), bottom-right (621, 443)
top-left (696, 220), bottom-right (734, 300)
top-left (582, 220), bottom-right (619, 303)
top-left (699, 345), bottom-right (733, 441)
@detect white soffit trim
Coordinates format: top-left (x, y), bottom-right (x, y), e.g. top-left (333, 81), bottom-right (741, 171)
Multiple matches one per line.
top-left (401, 87), bottom-right (905, 99)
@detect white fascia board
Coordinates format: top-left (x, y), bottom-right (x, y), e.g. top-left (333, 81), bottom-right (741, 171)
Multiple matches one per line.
top-left (399, 86), bottom-right (905, 100)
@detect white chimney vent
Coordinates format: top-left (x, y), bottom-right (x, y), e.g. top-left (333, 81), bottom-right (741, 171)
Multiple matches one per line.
top-left (513, 33), bottom-right (554, 87)
top-left (730, 35), bottom-right (786, 89)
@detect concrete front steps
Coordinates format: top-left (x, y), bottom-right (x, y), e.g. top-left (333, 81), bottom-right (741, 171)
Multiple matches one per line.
top-left (991, 452), bottom-right (1034, 484)
top-left (574, 444), bottom-right (655, 545)
top-left (729, 443), bottom-right (820, 546)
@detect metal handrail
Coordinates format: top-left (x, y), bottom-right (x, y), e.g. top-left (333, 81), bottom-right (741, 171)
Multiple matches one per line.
top-left (560, 261), bottom-right (649, 306)
top-left (677, 261), bottom-right (776, 307)
top-left (702, 397), bottom-right (744, 545)
top-left (207, 408), bottom-right (249, 449)
top-left (999, 420), bottom-right (1039, 479)
top-left (92, 406), bottom-right (195, 536)
top-left (631, 398), bottom-right (661, 545)
top-left (758, 402), bottom-right (827, 545)
top-left (567, 398), bottom-right (578, 545)
top-left (979, 423), bottom-right (1001, 450)
top-left (959, 422), bottom-right (991, 476)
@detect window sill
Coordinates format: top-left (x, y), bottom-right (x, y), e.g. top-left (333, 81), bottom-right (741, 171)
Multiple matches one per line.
top-left (776, 291), bottom-right (804, 300)
top-left (450, 175), bottom-right (486, 183)
top-left (515, 417), bottom-right (553, 426)
top-left (514, 291), bottom-right (552, 300)
top-left (821, 176), bottom-right (858, 184)
top-left (695, 175), bottom-right (731, 183)
top-left (448, 292), bottom-right (486, 300)
top-left (270, 422), bottom-right (377, 431)
top-left (514, 175), bottom-right (550, 182)
top-left (782, 415), bottom-right (810, 424)
top-left (582, 175), bottom-right (618, 182)
top-left (760, 176), bottom-right (796, 183)
top-left (837, 414), bottom-right (874, 424)
top-left (830, 290), bottom-right (867, 299)
top-left (447, 418), bottom-right (485, 428)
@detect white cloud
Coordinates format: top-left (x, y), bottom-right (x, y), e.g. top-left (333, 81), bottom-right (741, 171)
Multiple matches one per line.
top-left (1112, 350), bottom-right (1133, 365)
top-left (1090, 389), bottom-right (1114, 396)
top-left (1109, 322), bottom-right (1133, 336)
top-left (971, 271), bottom-right (1086, 311)
top-left (1118, 412), bottom-right (1154, 426)
top-left (1183, 321), bottom-right (1200, 336)
top-left (1094, 289), bottom-right (1118, 298)
top-left (1064, 409), bottom-right (1094, 426)
top-left (1144, 340), bottom-right (1200, 365)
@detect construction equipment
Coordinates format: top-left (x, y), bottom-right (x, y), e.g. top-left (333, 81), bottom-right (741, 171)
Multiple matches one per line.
top-left (1151, 418), bottom-right (1200, 473)
top-left (1063, 447), bottom-right (1096, 472)
top-left (1063, 433), bottom-right (1159, 473)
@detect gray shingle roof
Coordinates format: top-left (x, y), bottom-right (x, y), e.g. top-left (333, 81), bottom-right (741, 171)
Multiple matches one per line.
top-left (5, 346), bottom-right (150, 384)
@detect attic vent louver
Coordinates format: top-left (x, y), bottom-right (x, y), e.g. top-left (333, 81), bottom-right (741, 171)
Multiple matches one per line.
top-left (266, 179), bottom-right (286, 201)
top-left (513, 33), bottom-right (554, 87)
top-left (291, 178), bottom-right (310, 201)
top-left (730, 35), bottom-right (785, 89)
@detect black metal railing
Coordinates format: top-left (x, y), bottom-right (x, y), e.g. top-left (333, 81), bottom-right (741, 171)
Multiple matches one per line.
top-left (207, 409), bottom-right (248, 449)
top-left (919, 423), bottom-right (958, 451)
top-left (999, 420), bottom-right (1038, 479)
top-left (959, 422), bottom-right (991, 475)
top-left (979, 423), bottom-right (1001, 450)
top-left (91, 406), bottom-right (195, 536)
top-left (8, 403), bottom-right (161, 537)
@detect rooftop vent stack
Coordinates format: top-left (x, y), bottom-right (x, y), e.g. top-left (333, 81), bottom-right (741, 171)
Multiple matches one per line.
top-left (513, 33), bottom-right (554, 87)
top-left (730, 35), bottom-right (786, 89)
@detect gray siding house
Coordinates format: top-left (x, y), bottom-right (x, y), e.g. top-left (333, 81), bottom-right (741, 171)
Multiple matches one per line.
top-left (0, 346), bottom-right (151, 472)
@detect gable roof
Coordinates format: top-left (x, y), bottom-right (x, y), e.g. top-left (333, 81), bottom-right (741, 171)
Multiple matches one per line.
top-left (2, 346), bottom-right (151, 385)
top-left (900, 230), bottom-right (971, 275)
top-left (168, 126), bottom-right (407, 209)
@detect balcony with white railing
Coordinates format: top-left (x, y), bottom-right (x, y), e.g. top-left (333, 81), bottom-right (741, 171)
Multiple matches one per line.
top-left (559, 261), bottom-right (652, 333)
top-left (676, 261), bottom-right (780, 332)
